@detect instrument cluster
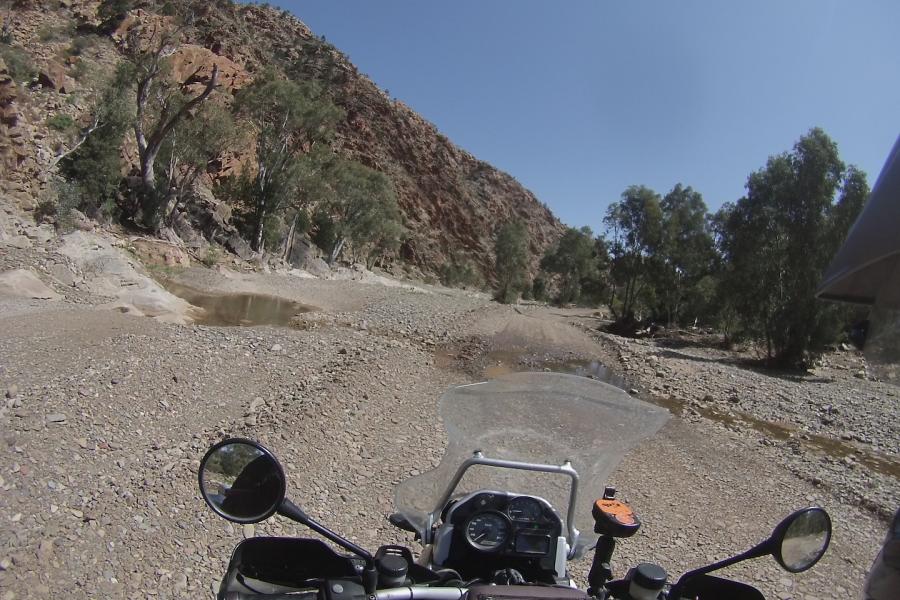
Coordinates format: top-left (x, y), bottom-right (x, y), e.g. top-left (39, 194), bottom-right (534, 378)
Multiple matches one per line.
top-left (450, 492), bottom-right (561, 557)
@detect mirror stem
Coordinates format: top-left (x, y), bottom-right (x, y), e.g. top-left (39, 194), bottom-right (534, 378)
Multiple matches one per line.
top-left (278, 499), bottom-right (376, 565)
top-left (668, 540), bottom-right (769, 599)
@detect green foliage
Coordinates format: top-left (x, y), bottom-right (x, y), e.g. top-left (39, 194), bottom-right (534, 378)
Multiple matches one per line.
top-left (58, 64), bottom-right (132, 220)
top-left (201, 246), bottom-right (221, 267)
top-left (262, 212), bottom-right (286, 250)
top-left (0, 43), bottom-right (36, 82)
top-left (154, 101), bottom-right (240, 224)
top-left (98, 0), bottom-right (134, 21)
top-left (311, 209), bottom-right (338, 257)
top-left (603, 185), bottom-right (664, 320)
top-left (493, 219), bottom-right (530, 304)
top-left (38, 23), bottom-right (73, 43)
top-left (231, 70), bottom-right (343, 251)
top-left (66, 35), bottom-right (98, 58)
top-left (540, 226), bottom-right (606, 305)
top-left (440, 254), bottom-right (483, 289)
top-left (714, 128), bottom-right (868, 367)
top-left (655, 184), bottom-right (716, 324)
top-left (316, 158), bottom-right (405, 266)
top-left (531, 275), bottom-right (548, 302)
top-left (46, 113), bottom-right (75, 132)
top-left (34, 198), bottom-right (58, 223)
top-left (52, 180), bottom-right (90, 231)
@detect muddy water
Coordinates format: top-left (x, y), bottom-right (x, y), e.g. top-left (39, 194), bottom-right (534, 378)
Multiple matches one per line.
top-left (434, 347), bottom-right (629, 389)
top-left (162, 280), bottom-right (313, 327)
top-left (657, 394), bottom-right (900, 480)
top-left (481, 351), bottom-right (628, 389)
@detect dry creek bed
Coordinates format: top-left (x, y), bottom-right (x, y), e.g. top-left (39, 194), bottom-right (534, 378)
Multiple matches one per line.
top-left (0, 260), bottom-right (896, 600)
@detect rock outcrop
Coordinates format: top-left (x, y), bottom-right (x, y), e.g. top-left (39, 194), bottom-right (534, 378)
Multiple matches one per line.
top-left (0, 58), bottom-right (26, 182)
top-left (4, 1), bottom-right (566, 279)
top-left (184, 2), bottom-right (567, 277)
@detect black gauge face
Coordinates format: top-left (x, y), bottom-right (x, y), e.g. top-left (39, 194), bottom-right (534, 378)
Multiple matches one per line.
top-left (508, 496), bottom-right (543, 522)
top-left (465, 512), bottom-right (511, 551)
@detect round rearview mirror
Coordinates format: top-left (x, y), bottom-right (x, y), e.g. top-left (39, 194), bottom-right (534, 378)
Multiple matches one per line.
top-left (773, 507), bottom-right (832, 573)
top-left (198, 438), bottom-right (286, 524)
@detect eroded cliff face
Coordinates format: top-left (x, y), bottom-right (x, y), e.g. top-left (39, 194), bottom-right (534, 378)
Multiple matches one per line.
top-left (4, 1), bottom-right (565, 278)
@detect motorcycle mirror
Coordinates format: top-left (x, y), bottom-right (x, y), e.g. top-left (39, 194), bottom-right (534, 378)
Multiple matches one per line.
top-left (769, 507), bottom-right (832, 573)
top-left (199, 438), bottom-right (286, 524)
top-left (669, 507), bottom-right (832, 599)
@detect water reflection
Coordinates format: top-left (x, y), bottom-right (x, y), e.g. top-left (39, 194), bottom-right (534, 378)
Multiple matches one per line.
top-left (162, 281), bottom-right (312, 327)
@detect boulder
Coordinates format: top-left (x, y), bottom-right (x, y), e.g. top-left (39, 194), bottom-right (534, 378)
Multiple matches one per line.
top-left (0, 269), bottom-right (61, 300)
top-left (129, 237), bottom-right (191, 268)
top-left (287, 235), bottom-right (331, 277)
top-left (23, 224), bottom-right (55, 244)
top-left (36, 61), bottom-right (76, 94)
top-left (170, 210), bottom-right (207, 250)
top-left (67, 208), bottom-right (95, 232)
top-left (169, 44), bottom-right (251, 94)
top-left (48, 263), bottom-right (77, 287)
top-left (3, 235), bottom-right (31, 249)
top-left (59, 231), bottom-right (195, 323)
top-left (225, 232), bottom-right (254, 261)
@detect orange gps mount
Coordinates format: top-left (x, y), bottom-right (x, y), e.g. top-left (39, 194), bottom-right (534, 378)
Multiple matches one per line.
top-left (592, 487), bottom-right (640, 538)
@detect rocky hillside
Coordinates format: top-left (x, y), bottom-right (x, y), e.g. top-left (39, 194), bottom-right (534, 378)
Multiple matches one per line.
top-left (0, 0), bottom-right (565, 278)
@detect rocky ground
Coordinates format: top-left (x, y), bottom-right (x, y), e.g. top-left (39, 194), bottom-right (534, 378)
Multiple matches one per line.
top-left (0, 225), bottom-right (897, 600)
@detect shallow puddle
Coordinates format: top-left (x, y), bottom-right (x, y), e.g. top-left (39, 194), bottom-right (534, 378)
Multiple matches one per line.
top-left (435, 346), bottom-right (629, 389)
top-left (483, 354), bottom-right (627, 389)
top-left (655, 395), bottom-right (900, 479)
top-left (437, 345), bottom-right (900, 480)
top-left (162, 280), bottom-right (313, 327)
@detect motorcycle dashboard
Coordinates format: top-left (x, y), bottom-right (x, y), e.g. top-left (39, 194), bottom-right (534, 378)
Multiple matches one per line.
top-left (450, 491), bottom-right (561, 557)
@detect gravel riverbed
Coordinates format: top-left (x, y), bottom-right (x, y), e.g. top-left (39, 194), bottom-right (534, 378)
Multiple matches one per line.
top-left (0, 248), bottom-right (896, 599)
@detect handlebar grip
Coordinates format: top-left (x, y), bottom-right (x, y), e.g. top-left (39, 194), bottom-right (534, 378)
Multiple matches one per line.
top-left (223, 593), bottom-right (319, 600)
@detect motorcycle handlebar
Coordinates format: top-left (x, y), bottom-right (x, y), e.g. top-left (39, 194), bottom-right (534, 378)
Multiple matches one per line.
top-left (375, 587), bottom-right (467, 600)
top-left (222, 587), bottom-right (468, 600)
top-left (223, 593), bottom-right (320, 600)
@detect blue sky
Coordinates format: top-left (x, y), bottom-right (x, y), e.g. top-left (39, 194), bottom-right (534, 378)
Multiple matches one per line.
top-left (267, 1), bottom-right (899, 230)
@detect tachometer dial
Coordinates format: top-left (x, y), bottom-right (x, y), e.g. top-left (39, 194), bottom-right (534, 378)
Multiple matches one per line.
top-left (465, 512), bottom-right (511, 551)
top-left (508, 496), bottom-right (543, 522)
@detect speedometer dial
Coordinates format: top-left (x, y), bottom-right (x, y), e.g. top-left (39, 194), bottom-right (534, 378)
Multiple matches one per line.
top-left (508, 496), bottom-right (543, 522)
top-left (465, 512), bottom-right (511, 551)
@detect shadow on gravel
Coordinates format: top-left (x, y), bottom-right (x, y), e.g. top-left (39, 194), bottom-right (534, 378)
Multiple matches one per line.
top-left (657, 349), bottom-right (744, 367)
top-left (656, 350), bottom-right (834, 385)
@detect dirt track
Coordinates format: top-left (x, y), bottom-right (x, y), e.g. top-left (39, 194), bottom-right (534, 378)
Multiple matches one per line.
top-left (0, 259), bottom-right (896, 599)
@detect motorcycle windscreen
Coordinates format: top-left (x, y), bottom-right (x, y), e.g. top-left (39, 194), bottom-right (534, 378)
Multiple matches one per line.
top-left (393, 372), bottom-right (669, 554)
top-left (818, 135), bottom-right (900, 305)
top-left (863, 257), bottom-right (900, 384)
top-left (817, 135), bottom-right (900, 384)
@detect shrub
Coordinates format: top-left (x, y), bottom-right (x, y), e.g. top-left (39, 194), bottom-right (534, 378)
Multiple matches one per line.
top-left (58, 64), bottom-right (131, 221)
top-left (34, 198), bottom-right (58, 223)
top-left (51, 180), bottom-right (84, 231)
top-left (46, 113), bottom-right (75, 131)
top-left (70, 58), bottom-right (91, 81)
top-left (38, 24), bottom-right (73, 43)
top-left (531, 276), bottom-right (548, 302)
top-left (201, 246), bottom-right (221, 267)
top-left (67, 35), bottom-right (96, 58)
top-left (98, 0), bottom-right (134, 21)
top-left (493, 219), bottom-right (529, 304)
top-left (0, 43), bottom-right (36, 82)
top-left (439, 256), bottom-right (483, 289)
